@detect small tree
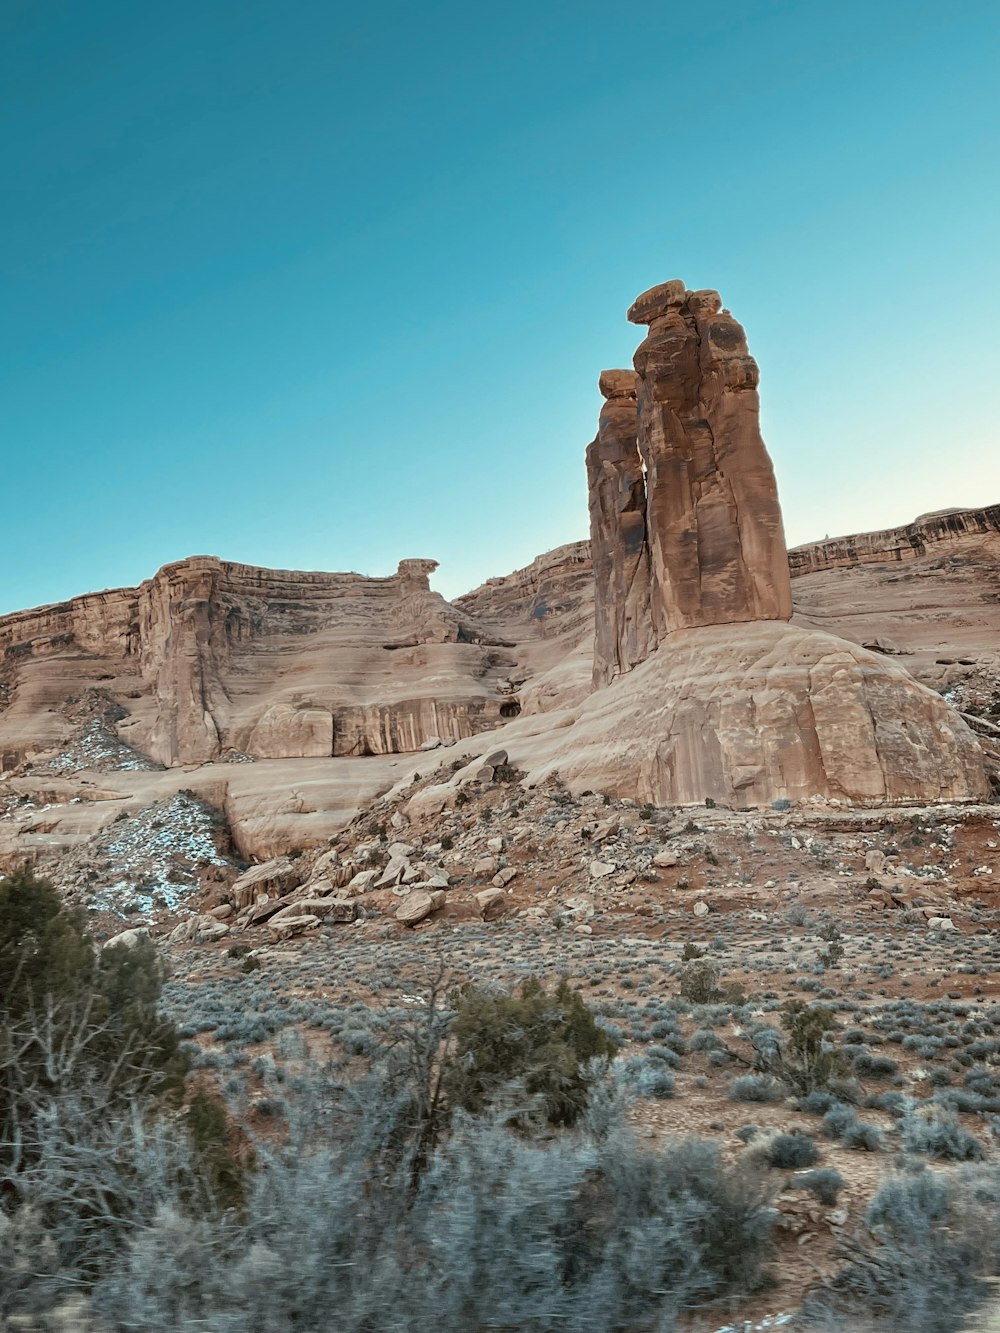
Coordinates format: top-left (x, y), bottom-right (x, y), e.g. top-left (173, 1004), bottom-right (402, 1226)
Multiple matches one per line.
top-left (0, 866), bottom-right (188, 1173)
top-left (762, 1002), bottom-right (848, 1096)
top-left (444, 977), bottom-right (617, 1126)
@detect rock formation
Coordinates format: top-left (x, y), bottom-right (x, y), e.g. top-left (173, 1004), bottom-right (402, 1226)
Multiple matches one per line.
top-left (587, 369), bottom-right (654, 686)
top-left (789, 505), bottom-right (1000, 575)
top-left (0, 555), bottom-right (517, 772)
top-left (511, 281), bottom-right (990, 807)
top-left (628, 281), bottom-right (793, 636)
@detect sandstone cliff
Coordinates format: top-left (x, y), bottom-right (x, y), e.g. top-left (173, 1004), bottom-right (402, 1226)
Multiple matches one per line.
top-left (0, 555), bottom-right (516, 772)
top-left (789, 506), bottom-right (1000, 575)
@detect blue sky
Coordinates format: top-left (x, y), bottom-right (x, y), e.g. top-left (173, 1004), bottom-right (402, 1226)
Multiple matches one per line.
top-left (3, 0), bottom-right (998, 611)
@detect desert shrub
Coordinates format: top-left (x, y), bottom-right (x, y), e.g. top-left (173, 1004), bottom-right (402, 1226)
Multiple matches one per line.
top-left (678, 959), bottom-right (722, 1004)
top-left (184, 1089), bottom-right (250, 1213)
top-left (624, 1058), bottom-right (675, 1100)
top-left (842, 1119), bottom-right (885, 1152)
top-left (867, 1090), bottom-right (907, 1118)
top-left (903, 1106), bottom-right (984, 1161)
top-left (822, 1103), bottom-right (861, 1140)
top-left (645, 1043), bottom-right (682, 1067)
top-left (92, 1110), bottom-right (776, 1332)
top-left (799, 1167), bottom-right (845, 1205)
top-left (690, 1028), bottom-right (727, 1052)
top-left (762, 1002), bottom-right (849, 1096)
top-left (766, 1131), bottom-right (819, 1169)
top-left (799, 1089), bottom-right (838, 1116)
top-left (444, 977), bottom-right (618, 1126)
top-left (801, 1165), bottom-right (1000, 1332)
top-left (852, 1051), bottom-right (899, 1078)
top-left (730, 1074), bottom-right (785, 1104)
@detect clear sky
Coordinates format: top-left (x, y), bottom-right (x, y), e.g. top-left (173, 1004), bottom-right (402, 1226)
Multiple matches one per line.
top-left (3, 0), bottom-right (999, 611)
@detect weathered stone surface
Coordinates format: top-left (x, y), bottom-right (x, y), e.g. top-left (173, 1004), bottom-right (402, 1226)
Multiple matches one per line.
top-left (587, 369), bottom-right (655, 687)
top-left (628, 282), bottom-right (793, 634)
top-left (103, 927), bottom-right (149, 951)
top-left (513, 620), bottom-right (990, 805)
top-left (0, 555), bottom-right (516, 776)
top-left (510, 279), bottom-right (990, 808)
top-left (789, 506), bottom-right (1000, 576)
top-left (271, 897), bottom-right (357, 925)
top-left (475, 887), bottom-right (508, 919)
top-left (231, 857), bottom-right (303, 909)
top-left (267, 913), bottom-right (320, 940)
top-left (395, 889), bottom-right (446, 926)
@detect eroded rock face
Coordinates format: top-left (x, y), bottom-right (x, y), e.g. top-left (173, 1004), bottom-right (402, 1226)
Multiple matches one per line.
top-left (587, 370), bottom-right (654, 687)
top-left (628, 281), bottom-right (793, 635)
top-left (0, 556), bottom-right (515, 770)
top-left (556, 280), bottom-right (991, 806)
top-left (789, 505), bottom-right (1000, 575)
top-left (518, 621), bottom-right (989, 806)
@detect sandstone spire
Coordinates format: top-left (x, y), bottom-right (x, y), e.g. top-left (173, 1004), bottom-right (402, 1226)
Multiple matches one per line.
top-left (627, 280), bottom-right (793, 634)
top-left (586, 369), bottom-right (654, 686)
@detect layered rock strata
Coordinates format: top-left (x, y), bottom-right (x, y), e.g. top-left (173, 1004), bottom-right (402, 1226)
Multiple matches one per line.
top-left (0, 556), bottom-right (515, 771)
top-left (789, 505), bottom-right (1000, 575)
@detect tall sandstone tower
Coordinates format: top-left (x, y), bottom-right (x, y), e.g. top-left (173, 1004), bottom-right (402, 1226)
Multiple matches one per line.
top-left (571, 280), bottom-right (990, 806)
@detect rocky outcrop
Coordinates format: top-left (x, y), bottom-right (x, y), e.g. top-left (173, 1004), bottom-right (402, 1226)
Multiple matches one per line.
top-left (0, 556), bottom-right (516, 771)
top-left (455, 543), bottom-right (596, 715)
top-left (628, 281), bottom-right (793, 636)
top-left (527, 280), bottom-right (991, 808)
top-left (789, 505), bottom-right (1000, 575)
top-left (513, 620), bottom-right (988, 806)
top-left (587, 370), bottom-right (654, 686)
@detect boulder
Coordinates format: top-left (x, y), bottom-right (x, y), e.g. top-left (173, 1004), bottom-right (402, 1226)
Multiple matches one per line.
top-left (475, 887), bottom-right (508, 919)
top-left (590, 860), bottom-right (616, 878)
top-left (395, 890), bottom-right (447, 926)
top-left (103, 927), bottom-right (149, 951)
top-left (267, 913), bottom-right (321, 940)
top-left (270, 897), bottom-right (358, 924)
top-left (231, 857), bottom-right (303, 909)
top-left (926, 916), bottom-right (957, 931)
top-left (347, 869), bottom-right (380, 892)
top-left (375, 856), bottom-right (409, 888)
top-left (405, 783), bottom-right (458, 818)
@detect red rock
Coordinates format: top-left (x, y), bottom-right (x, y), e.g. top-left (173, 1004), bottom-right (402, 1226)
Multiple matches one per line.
top-left (587, 369), bottom-right (655, 687)
top-left (628, 282), bottom-right (793, 634)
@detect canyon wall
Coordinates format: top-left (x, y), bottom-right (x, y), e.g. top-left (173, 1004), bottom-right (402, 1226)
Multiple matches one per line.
top-left (0, 556), bottom-right (516, 770)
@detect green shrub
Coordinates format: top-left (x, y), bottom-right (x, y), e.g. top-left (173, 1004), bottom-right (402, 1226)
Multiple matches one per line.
top-left (444, 977), bottom-right (618, 1126)
top-left (0, 867), bottom-right (188, 1170)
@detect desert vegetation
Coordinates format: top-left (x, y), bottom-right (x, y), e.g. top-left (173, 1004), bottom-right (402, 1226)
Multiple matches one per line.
top-left (4, 860), bottom-right (1000, 1332)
